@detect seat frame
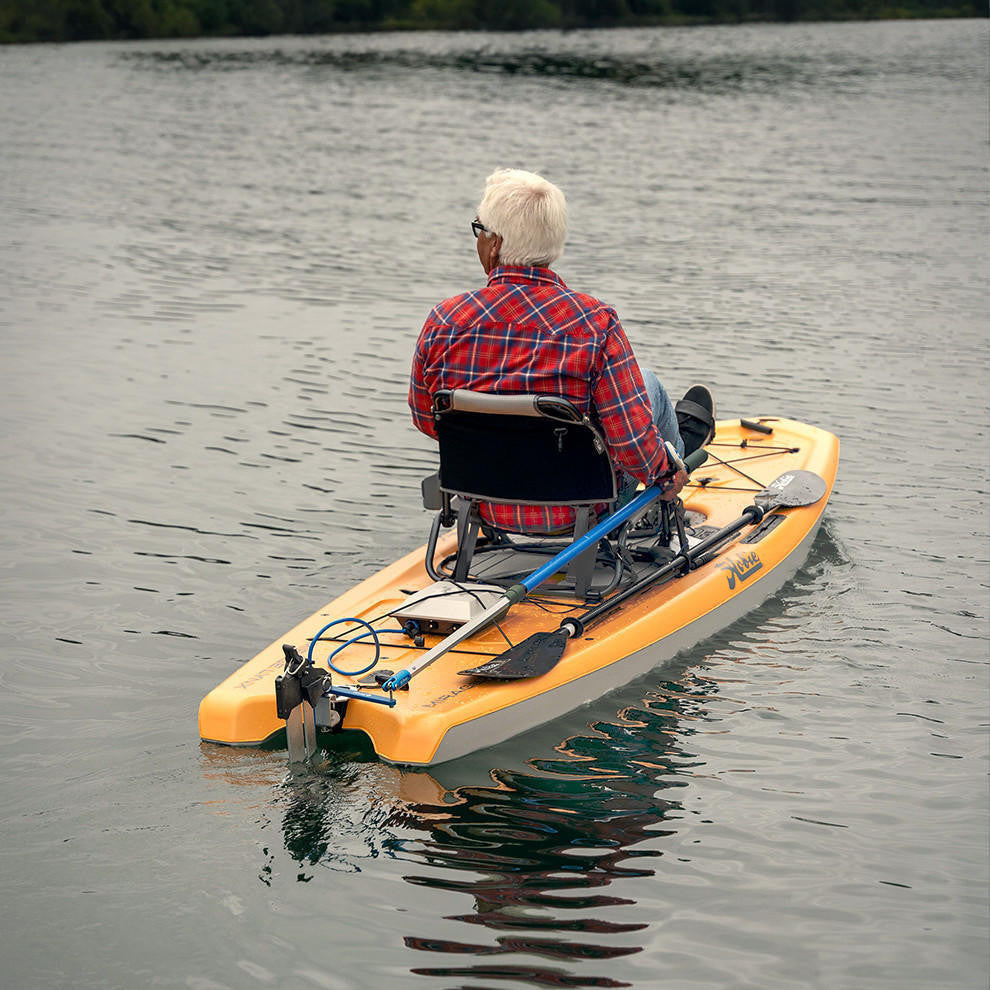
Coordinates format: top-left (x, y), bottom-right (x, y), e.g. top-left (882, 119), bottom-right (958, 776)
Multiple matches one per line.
top-left (421, 389), bottom-right (626, 599)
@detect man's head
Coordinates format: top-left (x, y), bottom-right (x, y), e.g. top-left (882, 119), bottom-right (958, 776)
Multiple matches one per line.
top-left (475, 168), bottom-right (567, 272)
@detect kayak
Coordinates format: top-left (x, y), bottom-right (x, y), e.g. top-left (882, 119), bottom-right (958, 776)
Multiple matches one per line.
top-left (198, 416), bottom-right (838, 766)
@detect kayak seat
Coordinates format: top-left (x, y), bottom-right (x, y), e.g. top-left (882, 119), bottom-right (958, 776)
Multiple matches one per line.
top-left (421, 389), bottom-right (623, 598)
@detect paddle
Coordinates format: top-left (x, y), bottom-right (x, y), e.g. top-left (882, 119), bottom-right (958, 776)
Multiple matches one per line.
top-left (458, 469), bottom-right (828, 681)
top-left (379, 447), bottom-right (709, 693)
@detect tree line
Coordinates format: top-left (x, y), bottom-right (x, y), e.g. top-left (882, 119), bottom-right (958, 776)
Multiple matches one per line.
top-left (0, 0), bottom-right (981, 44)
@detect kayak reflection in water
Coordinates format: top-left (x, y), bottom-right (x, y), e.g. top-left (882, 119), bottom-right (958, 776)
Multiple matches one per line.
top-left (408, 167), bottom-right (716, 534)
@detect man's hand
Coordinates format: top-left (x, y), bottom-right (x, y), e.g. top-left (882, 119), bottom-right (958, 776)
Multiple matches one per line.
top-left (659, 468), bottom-right (688, 502)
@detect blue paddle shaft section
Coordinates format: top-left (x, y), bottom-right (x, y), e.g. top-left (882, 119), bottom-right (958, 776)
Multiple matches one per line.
top-left (521, 449), bottom-right (706, 593)
top-left (522, 485), bottom-right (664, 592)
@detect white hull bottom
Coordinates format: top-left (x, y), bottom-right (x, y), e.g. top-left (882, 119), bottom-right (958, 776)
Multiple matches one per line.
top-left (403, 516), bottom-right (824, 767)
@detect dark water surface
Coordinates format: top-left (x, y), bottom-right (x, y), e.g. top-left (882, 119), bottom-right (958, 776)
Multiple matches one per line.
top-left (1, 20), bottom-right (987, 989)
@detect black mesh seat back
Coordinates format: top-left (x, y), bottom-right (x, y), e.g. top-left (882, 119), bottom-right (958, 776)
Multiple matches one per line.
top-left (436, 409), bottom-right (616, 505)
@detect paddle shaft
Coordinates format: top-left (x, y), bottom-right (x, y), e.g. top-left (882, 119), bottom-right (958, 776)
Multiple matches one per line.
top-left (564, 503), bottom-right (764, 636)
top-left (564, 468), bottom-right (829, 637)
top-left (460, 467), bottom-right (831, 681)
top-left (381, 449), bottom-right (707, 692)
top-left (521, 483), bottom-right (678, 592)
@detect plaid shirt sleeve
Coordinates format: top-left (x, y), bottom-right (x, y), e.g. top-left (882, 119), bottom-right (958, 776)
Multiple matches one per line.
top-left (409, 313), bottom-right (439, 440)
top-left (591, 311), bottom-right (673, 486)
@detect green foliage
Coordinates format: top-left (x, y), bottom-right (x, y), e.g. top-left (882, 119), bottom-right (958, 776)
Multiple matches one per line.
top-left (486, 0), bottom-right (562, 29)
top-left (188, 0), bottom-right (229, 32)
top-left (0, 0), bottom-right (983, 42)
top-left (410, 0), bottom-right (476, 28)
top-left (66, 0), bottom-right (114, 37)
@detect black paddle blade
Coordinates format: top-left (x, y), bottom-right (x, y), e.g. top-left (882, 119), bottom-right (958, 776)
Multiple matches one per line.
top-left (459, 629), bottom-right (571, 681)
top-left (756, 470), bottom-right (828, 510)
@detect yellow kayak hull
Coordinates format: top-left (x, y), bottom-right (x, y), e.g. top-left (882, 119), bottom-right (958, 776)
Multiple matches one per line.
top-left (199, 417), bottom-right (839, 766)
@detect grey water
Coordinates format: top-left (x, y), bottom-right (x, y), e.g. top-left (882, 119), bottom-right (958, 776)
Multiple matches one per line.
top-left (1, 19), bottom-right (987, 989)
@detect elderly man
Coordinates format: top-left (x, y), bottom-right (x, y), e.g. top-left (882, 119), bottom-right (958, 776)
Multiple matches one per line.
top-left (409, 168), bottom-right (715, 534)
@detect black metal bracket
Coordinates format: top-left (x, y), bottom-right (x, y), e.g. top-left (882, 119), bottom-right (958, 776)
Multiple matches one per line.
top-left (274, 644), bottom-right (332, 719)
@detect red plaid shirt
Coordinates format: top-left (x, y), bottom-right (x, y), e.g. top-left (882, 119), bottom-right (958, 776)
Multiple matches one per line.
top-left (409, 265), bottom-right (674, 532)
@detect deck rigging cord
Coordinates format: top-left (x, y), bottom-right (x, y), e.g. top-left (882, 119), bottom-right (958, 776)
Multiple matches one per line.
top-left (693, 437), bottom-right (803, 492)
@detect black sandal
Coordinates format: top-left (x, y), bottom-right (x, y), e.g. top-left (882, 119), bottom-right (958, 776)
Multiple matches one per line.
top-left (676, 384), bottom-right (716, 457)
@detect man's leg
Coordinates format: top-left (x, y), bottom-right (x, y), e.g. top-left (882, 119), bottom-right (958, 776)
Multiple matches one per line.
top-left (640, 367), bottom-right (685, 458)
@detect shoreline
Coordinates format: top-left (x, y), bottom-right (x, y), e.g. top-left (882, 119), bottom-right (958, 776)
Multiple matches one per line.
top-left (2, 8), bottom-right (984, 47)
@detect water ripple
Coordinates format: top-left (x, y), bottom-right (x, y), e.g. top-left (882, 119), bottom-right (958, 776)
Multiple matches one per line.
top-left (1, 19), bottom-right (987, 990)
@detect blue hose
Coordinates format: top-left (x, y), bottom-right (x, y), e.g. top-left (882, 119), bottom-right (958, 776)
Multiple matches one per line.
top-left (307, 618), bottom-right (405, 677)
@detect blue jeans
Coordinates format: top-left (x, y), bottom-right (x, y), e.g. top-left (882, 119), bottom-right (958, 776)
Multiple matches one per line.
top-left (640, 367), bottom-right (684, 457)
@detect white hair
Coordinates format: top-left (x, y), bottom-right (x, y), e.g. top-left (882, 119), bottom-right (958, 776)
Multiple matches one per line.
top-left (477, 168), bottom-right (567, 267)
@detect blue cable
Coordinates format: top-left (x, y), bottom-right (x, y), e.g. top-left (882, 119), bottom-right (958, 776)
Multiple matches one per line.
top-left (307, 618), bottom-right (406, 677)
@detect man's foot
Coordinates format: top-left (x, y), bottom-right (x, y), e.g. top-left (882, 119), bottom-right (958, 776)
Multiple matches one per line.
top-left (676, 385), bottom-right (716, 457)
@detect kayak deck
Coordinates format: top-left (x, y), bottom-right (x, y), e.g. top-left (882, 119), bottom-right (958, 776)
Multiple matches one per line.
top-left (199, 417), bottom-right (839, 766)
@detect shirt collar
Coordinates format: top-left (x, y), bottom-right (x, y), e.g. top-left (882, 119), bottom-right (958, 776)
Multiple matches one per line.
top-left (487, 265), bottom-right (565, 288)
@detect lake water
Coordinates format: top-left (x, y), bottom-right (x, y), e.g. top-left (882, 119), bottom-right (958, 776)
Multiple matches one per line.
top-left (1, 19), bottom-right (987, 989)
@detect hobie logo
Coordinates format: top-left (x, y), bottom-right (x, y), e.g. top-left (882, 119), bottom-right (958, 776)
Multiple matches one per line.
top-left (719, 550), bottom-right (763, 590)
